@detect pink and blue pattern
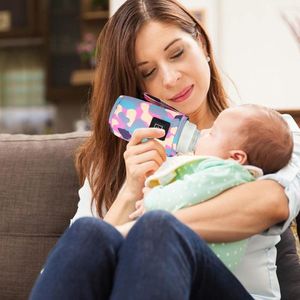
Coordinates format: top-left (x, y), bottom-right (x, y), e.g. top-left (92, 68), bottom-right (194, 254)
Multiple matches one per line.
top-left (109, 95), bottom-right (188, 156)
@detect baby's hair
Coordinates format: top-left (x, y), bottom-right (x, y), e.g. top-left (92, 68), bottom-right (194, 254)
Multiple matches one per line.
top-left (238, 104), bottom-right (293, 174)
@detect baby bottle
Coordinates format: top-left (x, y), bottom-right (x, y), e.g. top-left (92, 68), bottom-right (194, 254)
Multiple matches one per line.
top-left (109, 94), bottom-right (201, 156)
top-left (176, 120), bottom-right (201, 154)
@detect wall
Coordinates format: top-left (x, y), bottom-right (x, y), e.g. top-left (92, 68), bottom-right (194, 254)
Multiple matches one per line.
top-left (109, 0), bottom-right (125, 15)
top-left (214, 0), bottom-right (300, 109)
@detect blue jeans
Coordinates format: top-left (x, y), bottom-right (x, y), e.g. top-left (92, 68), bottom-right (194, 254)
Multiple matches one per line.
top-left (29, 211), bottom-right (253, 300)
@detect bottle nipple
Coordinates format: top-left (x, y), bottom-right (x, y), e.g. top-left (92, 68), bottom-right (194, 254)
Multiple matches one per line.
top-left (177, 121), bottom-right (201, 154)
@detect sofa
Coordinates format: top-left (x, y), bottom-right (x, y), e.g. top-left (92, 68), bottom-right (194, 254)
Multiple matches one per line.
top-left (0, 132), bottom-right (299, 300)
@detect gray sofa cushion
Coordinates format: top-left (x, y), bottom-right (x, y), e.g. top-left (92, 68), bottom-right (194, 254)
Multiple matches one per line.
top-left (0, 132), bottom-right (89, 300)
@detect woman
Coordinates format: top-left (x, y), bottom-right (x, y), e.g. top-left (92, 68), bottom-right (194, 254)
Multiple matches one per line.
top-left (30, 0), bottom-right (300, 299)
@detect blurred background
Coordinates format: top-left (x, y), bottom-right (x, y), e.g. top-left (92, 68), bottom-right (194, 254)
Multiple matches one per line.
top-left (0, 0), bottom-right (299, 134)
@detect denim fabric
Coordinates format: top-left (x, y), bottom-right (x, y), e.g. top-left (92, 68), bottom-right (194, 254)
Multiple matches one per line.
top-left (30, 211), bottom-right (253, 300)
top-left (29, 218), bottom-right (123, 299)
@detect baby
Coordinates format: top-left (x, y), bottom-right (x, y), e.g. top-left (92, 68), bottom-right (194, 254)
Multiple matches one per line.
top-left (130, 104), bottom-right (293, 270)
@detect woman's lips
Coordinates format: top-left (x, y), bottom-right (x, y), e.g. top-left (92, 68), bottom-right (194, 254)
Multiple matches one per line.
top-left (170, 85), bottom-right (194, 103)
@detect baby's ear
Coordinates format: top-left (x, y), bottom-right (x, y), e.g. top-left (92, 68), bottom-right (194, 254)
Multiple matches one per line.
top-left (229, 150), bottom-right (248, 165)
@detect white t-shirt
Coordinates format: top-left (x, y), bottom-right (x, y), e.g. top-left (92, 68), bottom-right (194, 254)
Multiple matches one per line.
top-left (70, 114), bottom-right (300, 300)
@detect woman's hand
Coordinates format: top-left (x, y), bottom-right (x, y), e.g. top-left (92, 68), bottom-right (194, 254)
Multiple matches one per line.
top-left (123, 128), bottom-right (167, 200)
top-left (104, 128), bottom-right (166, 226)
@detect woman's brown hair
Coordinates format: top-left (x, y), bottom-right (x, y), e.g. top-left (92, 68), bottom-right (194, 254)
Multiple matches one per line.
top-left (76, 0), bottom-right (228, 217)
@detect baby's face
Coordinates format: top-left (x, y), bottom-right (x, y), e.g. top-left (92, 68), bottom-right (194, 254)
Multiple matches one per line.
top-left (195, 107), bottom-right (246, 158)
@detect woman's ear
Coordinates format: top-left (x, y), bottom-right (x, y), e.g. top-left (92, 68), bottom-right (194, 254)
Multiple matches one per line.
top-left (229, 150), bottom-right (248, 165)
top-left (196, 30), bottom-right (208, 55)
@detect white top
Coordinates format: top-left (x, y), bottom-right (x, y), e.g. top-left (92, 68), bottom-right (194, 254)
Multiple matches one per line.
top-left (70, 114), bottom-right (300, 300)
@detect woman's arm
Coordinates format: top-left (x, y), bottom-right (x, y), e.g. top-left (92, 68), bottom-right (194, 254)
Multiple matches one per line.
top-left (103, 128), bottom-right (167, 225)
top-left (103, 183), bottom-right (140, 225)
top-left (175, 115), bottom-right (300, 243)
top-left (174, 179), bottom-right (289, 243)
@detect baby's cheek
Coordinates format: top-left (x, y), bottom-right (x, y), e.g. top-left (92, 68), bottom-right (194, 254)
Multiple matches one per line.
top-left (195, 140), bottom-right (207, 155)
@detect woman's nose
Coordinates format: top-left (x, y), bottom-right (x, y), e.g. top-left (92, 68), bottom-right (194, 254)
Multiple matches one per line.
top-left (161, 66), bottom-right (181, 88)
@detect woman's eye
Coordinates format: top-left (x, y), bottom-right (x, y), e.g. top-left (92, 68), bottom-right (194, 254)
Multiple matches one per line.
top-left (142, 68), bottom-right (155, 78)
top-left (171, 49), bottom-right (184, 59)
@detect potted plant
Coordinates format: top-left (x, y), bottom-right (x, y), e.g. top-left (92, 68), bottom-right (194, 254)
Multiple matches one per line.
top-left (76, 33), bottom-right (97, 69)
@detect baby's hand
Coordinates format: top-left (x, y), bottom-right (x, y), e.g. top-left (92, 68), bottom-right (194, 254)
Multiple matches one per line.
top-left (142, 186), bottom-right (151, 197)
top-left (129, 199), bottom-right (145, 220)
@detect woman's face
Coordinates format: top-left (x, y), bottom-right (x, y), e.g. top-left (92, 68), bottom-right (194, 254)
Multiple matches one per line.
top-left (135, 21), bottom-right (211, 117)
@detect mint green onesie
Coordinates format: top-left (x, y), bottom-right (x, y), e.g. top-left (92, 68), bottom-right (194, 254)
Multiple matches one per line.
top-left (144, 155), bottom-right (262, 271)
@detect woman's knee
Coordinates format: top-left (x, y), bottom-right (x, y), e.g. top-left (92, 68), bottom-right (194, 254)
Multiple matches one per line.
top-left (66, 217), bottom-right (123, 252)
top-left (45, 217), bottom-right (123, 273)
top-left (133, 210), bottom-right (206, 249)
top-left (138, 210), bottom-right (177, 228)
top-left (132, 210), bottom-right (185, 240)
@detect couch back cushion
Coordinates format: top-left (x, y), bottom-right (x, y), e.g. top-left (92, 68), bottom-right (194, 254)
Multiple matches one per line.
top-left (0, 132), bottom-right (89, 300)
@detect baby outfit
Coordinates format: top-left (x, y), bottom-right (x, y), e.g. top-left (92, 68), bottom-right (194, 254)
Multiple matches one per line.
top-left (144, 155), bottom-right (263, 270)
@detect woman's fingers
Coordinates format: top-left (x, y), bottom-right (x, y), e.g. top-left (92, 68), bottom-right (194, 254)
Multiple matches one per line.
top-left (127, 160), bottom-right (161, 179)
top-left (122, 127), bottom-right (167, 199)
top-left (127, 150), bottom-right (165, 168)
top-left (125, 138), bottom-right (167, 163)
top-left (128, 128), bottom-right (166, 146)
top-left (125, 127), bottom-right (167, 163)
